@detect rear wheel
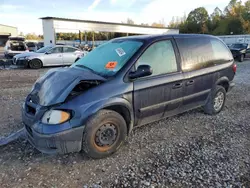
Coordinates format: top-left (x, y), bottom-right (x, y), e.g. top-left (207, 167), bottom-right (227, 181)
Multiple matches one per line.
top-left (82, 110), bottom-right (127, 159)
top-left (203, 85), bottom-right (226, 115)
top-left (29, 59), bottom-right (42, 69)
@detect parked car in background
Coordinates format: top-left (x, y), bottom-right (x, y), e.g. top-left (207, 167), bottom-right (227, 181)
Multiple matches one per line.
top-left (229, 43), bottom-right (250, 62)
top-left (26, 42), bottom-right (37, 52)
top-left (22, 34), bottom-right (236, 159)
top-left (4, 36), bottom-right (28, 58)
top-left (13, 45), bottom-right (85, 68)
top-left (37, 42), bottom-right (44, 50)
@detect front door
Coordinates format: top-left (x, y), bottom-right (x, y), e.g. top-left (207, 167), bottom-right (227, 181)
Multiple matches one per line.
top-left (43, 47), bottom-right (63, 66)
top-left (133, 39), bottom-right (184, 126)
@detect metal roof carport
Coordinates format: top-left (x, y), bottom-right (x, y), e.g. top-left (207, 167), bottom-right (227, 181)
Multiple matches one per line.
top-left (40, 17), bottom-right (179, 46)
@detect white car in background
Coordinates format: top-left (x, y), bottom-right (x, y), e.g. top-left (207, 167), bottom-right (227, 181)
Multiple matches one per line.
top-left (13, 45), bottom-right (85, 69)
top-left (4, 36), bottom-right (28, 58)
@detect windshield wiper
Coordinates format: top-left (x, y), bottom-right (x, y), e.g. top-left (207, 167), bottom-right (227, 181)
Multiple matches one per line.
top-left (75, 64), bottom-right (99, 75)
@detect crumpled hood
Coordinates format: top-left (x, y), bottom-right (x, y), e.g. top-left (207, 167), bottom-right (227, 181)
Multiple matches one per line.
top-left (14, 52), bottom-right (41, 58)
top-left (28, 67), bottom-right (106, 106)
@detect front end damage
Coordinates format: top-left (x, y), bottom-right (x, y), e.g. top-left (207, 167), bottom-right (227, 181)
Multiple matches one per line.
top-left (21, 67), bottom-right (106, 154)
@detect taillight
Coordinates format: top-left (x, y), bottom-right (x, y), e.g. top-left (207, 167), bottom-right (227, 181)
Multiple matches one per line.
top-left (233, 63), bottom-right (237, 73)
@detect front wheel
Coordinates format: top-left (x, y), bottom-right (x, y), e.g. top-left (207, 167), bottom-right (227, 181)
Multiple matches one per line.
top-left (29, 59), bottom-right (42, 69)
top-left (203, 85), bottom-right (226, 115)
top-left (82, 110), bottom-right (127, 159)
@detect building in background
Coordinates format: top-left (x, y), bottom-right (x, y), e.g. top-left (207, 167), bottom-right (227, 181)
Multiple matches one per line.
top-left (41, 17), bottom-right (179, 46)
top-left (0, 24), bottom-right (18, 46)
top-left (219, 35), bottom-right (250, 45)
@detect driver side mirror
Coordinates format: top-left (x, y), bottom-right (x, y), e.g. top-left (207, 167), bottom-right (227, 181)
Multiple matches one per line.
top-left (45, 51), bottom-right (51, 55)
top-left (129, 64), bottom-right (152, 79)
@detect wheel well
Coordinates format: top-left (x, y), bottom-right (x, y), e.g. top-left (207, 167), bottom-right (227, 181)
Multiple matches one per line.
top-left (217, 81), bottom-right (229, 92)
top-left (104, 105), bottom-right (131, 133)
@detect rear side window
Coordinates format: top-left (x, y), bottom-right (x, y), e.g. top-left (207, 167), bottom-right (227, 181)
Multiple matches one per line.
top-left (136, 40), bottom-right (177, 76)
top-left (210, 39), bottom-right (232, 64)
top-left (175, 37), bottom-right (214, 72)
top-left (64, 47), bottom-right (77, 53)
top-left (49, 47), bottom-right (63, 54)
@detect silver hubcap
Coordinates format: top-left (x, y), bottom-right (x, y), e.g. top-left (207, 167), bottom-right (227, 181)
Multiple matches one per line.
top-left (214, 91), bottom-right (224, 111)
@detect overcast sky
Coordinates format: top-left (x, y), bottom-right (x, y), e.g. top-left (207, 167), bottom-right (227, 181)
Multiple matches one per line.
top-left (0, 0), bottom-right (247, 34)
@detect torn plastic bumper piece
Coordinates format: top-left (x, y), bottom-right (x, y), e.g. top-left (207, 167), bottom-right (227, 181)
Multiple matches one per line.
top-left (24, 125), bottom-right (84, 154)
top-left (0, 127), bottom-right (26, 146)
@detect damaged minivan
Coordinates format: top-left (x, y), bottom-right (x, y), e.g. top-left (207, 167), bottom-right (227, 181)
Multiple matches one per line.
top-left (22, 34), bottom-right (236, 159)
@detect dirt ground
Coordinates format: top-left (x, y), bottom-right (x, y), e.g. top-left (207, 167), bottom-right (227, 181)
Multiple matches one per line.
top-left (0, 61), bottom-right (250, 188)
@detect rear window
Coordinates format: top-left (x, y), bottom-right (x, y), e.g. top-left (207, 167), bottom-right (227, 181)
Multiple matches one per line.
top-left (231, 43), bottom-right (247, 48)
top-left (26, 42), bottom-right (36, 47)
top-left (176, 37), bottom-right (232, 72)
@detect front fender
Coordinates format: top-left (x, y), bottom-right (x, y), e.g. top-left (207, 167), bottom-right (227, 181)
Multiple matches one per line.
top-left (80, 97), bottom-right (134, 133)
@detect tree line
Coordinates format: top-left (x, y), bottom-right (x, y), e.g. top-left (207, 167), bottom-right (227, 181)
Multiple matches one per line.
top-left (169, 0), bottom-right (250, 35)
top-left (21, 0), bottom-right (249, 41)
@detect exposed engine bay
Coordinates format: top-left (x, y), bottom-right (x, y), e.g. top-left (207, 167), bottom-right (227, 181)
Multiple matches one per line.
top-left (67, 80), bottom-right (103, 100)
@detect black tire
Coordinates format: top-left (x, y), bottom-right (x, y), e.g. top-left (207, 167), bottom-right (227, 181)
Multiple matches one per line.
top-left (203, 85), bottom-right (226, 115)
top-left (239, 54), bottom-right (244, 62)
top-left (29, 59), bottom-right (42, 69)
top-left (82, 109), bottom-right (127, 159)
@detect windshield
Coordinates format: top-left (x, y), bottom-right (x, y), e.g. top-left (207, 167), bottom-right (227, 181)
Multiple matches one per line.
top-left (71, 40), bottom-right (143, 77)
top-left (36, 46), bottom-right (53, 53)
top-left (231, 43), bottom-right (247, 48)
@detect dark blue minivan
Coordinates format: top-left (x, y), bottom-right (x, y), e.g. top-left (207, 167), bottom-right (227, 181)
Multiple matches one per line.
top-left (22, 34), bottom-right (236, 159)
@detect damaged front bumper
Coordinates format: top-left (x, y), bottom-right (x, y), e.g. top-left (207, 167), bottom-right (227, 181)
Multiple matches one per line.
top-left (13, 57), bottom-right (29, 66)
top-left (24, 124), bottom-right (83, 154)
top-left (22, 104), bottom-right (84, 154)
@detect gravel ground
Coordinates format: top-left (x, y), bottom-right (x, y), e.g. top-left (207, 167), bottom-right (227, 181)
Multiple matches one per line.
top-left (0, 61), bottom-right (250, 188)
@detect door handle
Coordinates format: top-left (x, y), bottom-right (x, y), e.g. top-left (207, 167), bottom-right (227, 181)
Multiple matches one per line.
top-left (186, 80), bottom-right (194, 86)
top-left (172, 83), bottom-right (183, 89)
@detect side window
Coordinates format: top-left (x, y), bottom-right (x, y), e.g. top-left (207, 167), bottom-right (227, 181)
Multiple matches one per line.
top-left (176, 37), bottom-right (217, 72)
top-left (210, 39), bottom-right (232, 63)
top-left (64, 47), bottom-right (77, 53)
top-left (136, 40), bottom-right (177, 77)
top-left (49, 47), bottom-right (63, 54)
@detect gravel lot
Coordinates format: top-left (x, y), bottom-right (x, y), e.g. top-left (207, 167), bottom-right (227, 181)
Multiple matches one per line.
top-left (0, 61), bottom-right (250, 188)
